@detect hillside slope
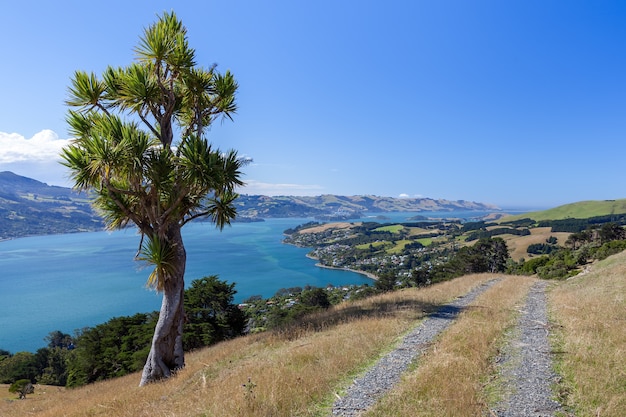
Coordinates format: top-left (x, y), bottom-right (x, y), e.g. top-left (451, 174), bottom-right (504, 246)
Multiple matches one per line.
top-left (236, 194), bottom-right (500, 218)
top-left (0, 171), bottom-right (104, 238)
top-left (1, 259), bottom-right (623, 416)
top-left (500, 198), bottom-right (626, 222)
top-left (0, 171), bottom-right (501, 238)
top-left (548, 251), bottom-right (626, 415)
top-left (0, 274), bottom-right (495, 416)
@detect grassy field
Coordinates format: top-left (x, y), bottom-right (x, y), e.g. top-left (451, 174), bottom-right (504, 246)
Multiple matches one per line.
top-left (500, 198), bottom-right (626, 222)
top-left (373, 224), bottom-right (404, 233)
top-left (386, 239), bottom-right (412, 254)
top-left (549, 250), bottom-right (626, 416)
top-left (356, 241), bottom-right (388, 250)
top-left (500, 227), bottom-right (571, 261)
top-left (2, 252), bottom-right (624, 416)
top-left (406, 226), bottom-right (432, 236)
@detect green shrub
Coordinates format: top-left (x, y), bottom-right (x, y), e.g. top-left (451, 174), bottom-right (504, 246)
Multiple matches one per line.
top-left (593, 240), bottom-right (626, 260)
top-left (9, 379), bottom-right (34, 399)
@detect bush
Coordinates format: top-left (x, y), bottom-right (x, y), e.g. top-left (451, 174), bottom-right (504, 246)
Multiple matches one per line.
top-left (536, 250), bottom-right (580, 279)
top-left (593, 240), bottom-right (626, 260)
top-left (9, 379), bottom-right (34, 399)
top-left (519, 256), bottom-right (550, 275)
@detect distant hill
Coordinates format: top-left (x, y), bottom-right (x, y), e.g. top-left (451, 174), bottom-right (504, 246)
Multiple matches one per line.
top-left (0, 171), bottom-right (105, 239)
top-left (0, 171), bottom-right (501, 238)
top-left (235, 194), bottom-right (500, 219)
top-left (499, 199), bottom-right (626, 222)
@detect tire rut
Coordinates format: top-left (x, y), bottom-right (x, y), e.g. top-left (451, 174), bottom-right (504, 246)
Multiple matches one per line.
top-left (330, 278), bottom-right (501, 417)
top-left (489, 280), bottom-right (563, 416)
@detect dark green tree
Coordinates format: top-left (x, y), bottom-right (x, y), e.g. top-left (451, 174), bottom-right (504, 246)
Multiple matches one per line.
top-left (375, 272), bottom-right (397, 292)
top-left (599, 222), bottom-right (626, 244)
top-left (44, 330), bottom-right (73, 349)
top-left (66, 313), bottom-right (156, 387)
top-left (484, 237), bottom-right (510, 273)
top-left (430, 238), bottom-right (510, 282)
top-left (35, 346), bottom-right (70, 386)
top-left (565, 230), bottom-right (592, 249)
top-left (61, 12), bottom-right (244, 385)
top-left (0, 352), bottom-right (38, 384)
top-left (183, 276), bottom-right (246, 350)
top-left (411, 267), bottom-right (430, 287)
top-left (300, 287), bottom-right (331, 309)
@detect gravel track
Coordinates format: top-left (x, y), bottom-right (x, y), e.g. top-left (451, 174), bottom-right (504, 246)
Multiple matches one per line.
top-left (490, 280), bottom-right (563, 416)
top-left (330, 278), bottom-right (501, 416)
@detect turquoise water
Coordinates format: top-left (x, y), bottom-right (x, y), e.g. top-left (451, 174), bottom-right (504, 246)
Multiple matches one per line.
top-left (0, 218), bottom-right (376, 353)
top-left (0, 211), bottom-right (511, 353)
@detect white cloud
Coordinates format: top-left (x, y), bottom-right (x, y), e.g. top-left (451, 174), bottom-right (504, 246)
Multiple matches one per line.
top-left (240, 180), bottom-right (325, 196)
top-left (0, 130), bottom-right (71, 163)
top-left (398, 193), bottom-right (424, 199)
top-left (0, 130), bottom-right (72, 186)
top-left (0, 132), bottom-right (328, 195)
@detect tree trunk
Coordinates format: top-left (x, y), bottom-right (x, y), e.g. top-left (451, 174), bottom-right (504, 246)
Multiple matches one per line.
top-left (139, 226), bottom-right (186, 386)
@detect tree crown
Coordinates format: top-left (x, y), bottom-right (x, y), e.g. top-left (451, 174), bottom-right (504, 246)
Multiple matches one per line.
top-left (62, 12), bottom-right (245, 290)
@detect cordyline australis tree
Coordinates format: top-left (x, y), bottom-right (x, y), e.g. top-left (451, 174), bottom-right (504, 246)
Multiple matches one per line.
top-left (61, 12), bottom-right (245, 386)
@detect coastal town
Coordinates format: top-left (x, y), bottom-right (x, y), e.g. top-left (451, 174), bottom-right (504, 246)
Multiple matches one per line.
top-left (283, 219), bottom-right (463, 284)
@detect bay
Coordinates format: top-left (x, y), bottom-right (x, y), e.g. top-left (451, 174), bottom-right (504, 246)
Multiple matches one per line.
top-left (0, 210), bottom-right (519, 353)
top-left (0, 218), bottom-right (375, 353)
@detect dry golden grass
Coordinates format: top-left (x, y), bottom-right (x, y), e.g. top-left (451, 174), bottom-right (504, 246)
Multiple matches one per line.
top-left (405, 226), bottom-right (432, 237)
top-left (0, 384), bottom-right (13, 401)
top-left (549, 251), bottom-right (626, 417)
top-left (364, 275), bottom-right (537, 417)
top-left (295, 222), bottom-right (357, 234)
top-left (0, 274), bottom-right (496, 417)
top-left (501, 227), bottom-right (571, 260)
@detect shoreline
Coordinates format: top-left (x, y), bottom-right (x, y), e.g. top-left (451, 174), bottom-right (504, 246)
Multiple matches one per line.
top-left (306, 254), bottom-right (378, 281)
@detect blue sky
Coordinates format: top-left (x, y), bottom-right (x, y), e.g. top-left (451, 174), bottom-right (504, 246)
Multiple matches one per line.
top-left (1, 1), bottom-right (625, 209)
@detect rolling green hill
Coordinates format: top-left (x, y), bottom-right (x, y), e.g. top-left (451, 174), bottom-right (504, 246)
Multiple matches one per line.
top-left (499, 199), bottom-right (626, 222)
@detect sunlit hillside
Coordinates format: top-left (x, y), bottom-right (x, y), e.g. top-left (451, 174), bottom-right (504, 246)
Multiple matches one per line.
top-left (1, 253), bottom-right (624, 416)
top-left (0, 274), bottom-right (504, 416)
top-left (500, 198), bottom-right (626, 222)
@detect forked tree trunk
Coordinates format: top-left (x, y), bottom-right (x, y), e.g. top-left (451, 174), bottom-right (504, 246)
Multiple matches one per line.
top-left (139, 226), bottom-right (187, 386)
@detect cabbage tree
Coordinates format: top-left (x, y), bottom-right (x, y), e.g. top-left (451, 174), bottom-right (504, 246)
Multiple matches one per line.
top-left (61, 12), bottom-right (244, 386)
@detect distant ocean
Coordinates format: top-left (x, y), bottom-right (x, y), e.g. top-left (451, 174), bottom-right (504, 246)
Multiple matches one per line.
top-left (0, 210), bottom-right (524, 353)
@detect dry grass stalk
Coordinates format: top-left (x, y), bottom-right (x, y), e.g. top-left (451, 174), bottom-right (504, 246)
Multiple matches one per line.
top-left (549, 251), bottom-right (626, 417)
top-left (0, 274), bottom-right (496, 417)
top-left (364, 275), bottom-right (536, 417)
